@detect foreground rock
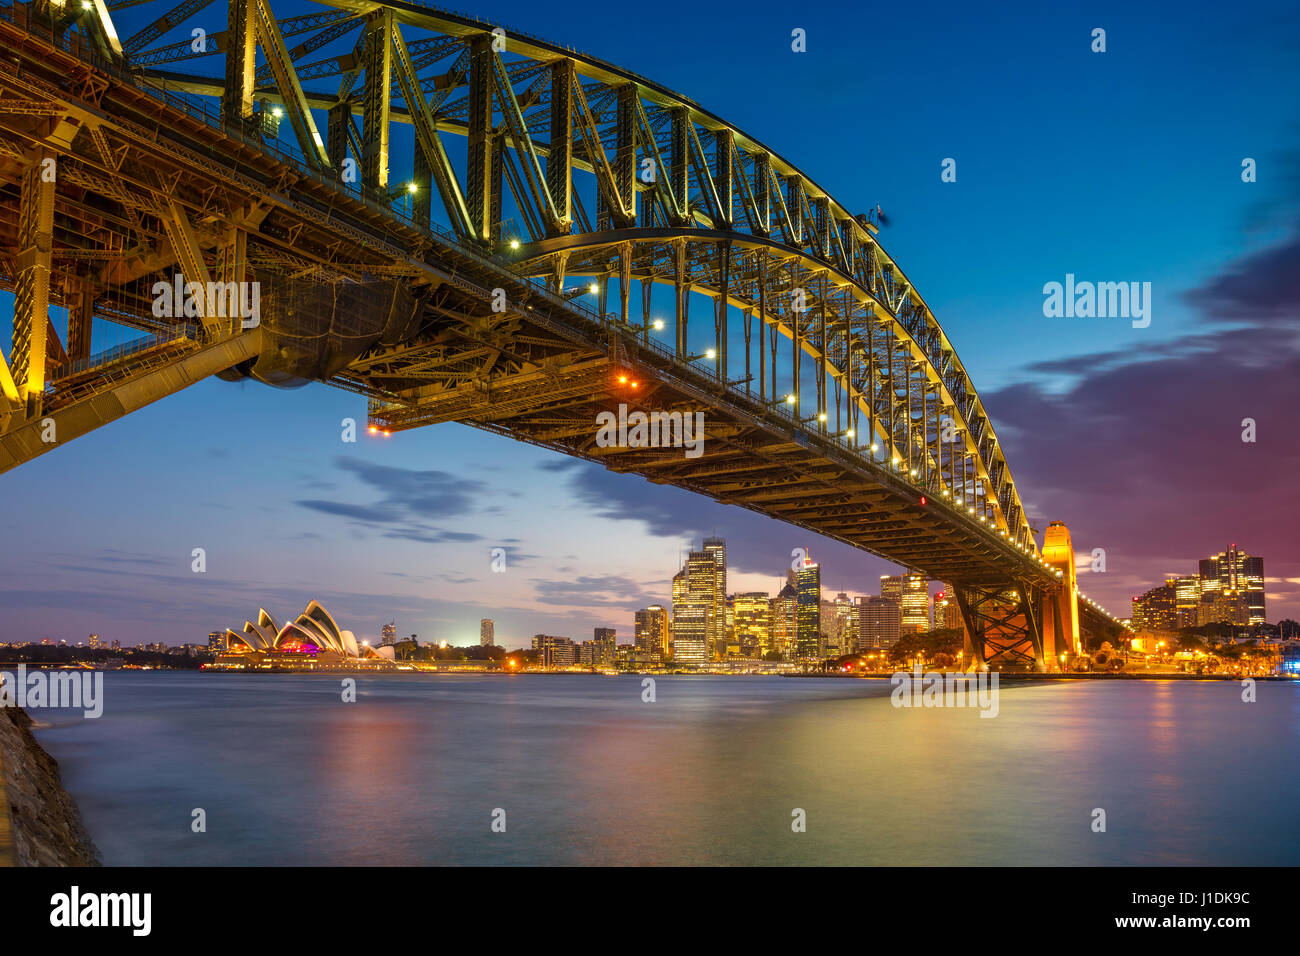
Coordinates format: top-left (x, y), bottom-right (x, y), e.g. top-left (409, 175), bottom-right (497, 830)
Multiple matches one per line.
top-left (0, 707), bottom-right (100, 866)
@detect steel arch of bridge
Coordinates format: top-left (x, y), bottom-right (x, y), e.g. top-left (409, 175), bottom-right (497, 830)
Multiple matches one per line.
top-left (0, 0), bottom-right (1130, 666)
top-left (104, 0), bottom-right (1037, 551)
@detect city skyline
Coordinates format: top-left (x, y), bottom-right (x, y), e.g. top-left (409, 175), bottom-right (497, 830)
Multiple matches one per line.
top-left (1, 0), bottom-right (1297, 649)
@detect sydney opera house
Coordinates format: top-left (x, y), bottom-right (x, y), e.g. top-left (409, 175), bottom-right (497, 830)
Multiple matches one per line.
top-left (216, 601), bottom-right (395, 669)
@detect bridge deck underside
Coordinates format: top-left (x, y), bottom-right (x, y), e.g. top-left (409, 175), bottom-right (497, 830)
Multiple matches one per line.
top-left (358, 290), bottom-right (1042, 586)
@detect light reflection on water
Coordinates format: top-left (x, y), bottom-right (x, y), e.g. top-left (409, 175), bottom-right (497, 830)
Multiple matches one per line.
top-left (29, 673), bottom-right (1300, 866)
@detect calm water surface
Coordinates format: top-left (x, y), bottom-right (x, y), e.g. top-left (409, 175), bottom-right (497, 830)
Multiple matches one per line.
top-left (29, 673), bottom-right (1300, 865)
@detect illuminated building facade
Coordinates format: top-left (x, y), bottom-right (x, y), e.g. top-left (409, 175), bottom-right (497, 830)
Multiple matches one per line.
top-left (732, 592), bottom-right (772, 657)
top-left (593, 627), bottom-right (617, 667)
top-left (635, 606), bottom-right (668, 658)
top-left (795, 559), bottom-right (821, 659)
top-left (857, 596), bottom-right (902, 648)
top-left (772, 584), bottom-right (798, 657)
top-left (533, 634), bottom-right (577, 666)
top-left (1172, 576), bottom-right (1201, 628)
top-left (480, 619), bottom-right (495, 646)
top-left (1132, 583), bottom-right (1177, 631)
top-left (883, 573), bottom-right (930, 634)
top-left (702, 537), bottom-right (728, 659)
top-left (671, 550), bottom-right (717, 665)
top-left (223, 601), bottom-right (387, 661)
top-left (1199, 545), bottom-right (1265, 625)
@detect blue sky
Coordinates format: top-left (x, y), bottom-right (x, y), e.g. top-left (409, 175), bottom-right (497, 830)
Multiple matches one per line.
top-left (2, 0), bottom-right (1298, 646)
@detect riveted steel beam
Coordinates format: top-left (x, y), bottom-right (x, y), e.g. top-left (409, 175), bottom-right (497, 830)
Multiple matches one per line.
top-left (252, 0), bottom-right (330, 169)
top-left (12, 150), bottom-right (55, 418)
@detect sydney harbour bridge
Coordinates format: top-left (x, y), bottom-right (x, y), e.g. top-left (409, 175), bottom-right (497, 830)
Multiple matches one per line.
top-left (0, 0), bottom-right (1125, 669)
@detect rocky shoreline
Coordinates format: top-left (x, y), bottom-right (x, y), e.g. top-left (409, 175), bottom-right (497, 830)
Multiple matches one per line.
top-left (0, 707), bottom-right (100, 866)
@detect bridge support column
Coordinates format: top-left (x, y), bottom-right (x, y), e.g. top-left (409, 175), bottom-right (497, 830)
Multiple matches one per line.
top-left (954, 581), bottom-right (1046, 672)
top-left (1040, 520), bottom-right (1082, 665)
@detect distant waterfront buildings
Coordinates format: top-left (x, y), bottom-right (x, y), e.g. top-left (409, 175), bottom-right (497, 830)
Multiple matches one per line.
top-left (88, 633), bottom-right (99, 649)
top-left (480, 619), bottom-right (495, 646)
top-left (207, 631), bottom-right (225, 653)
top-left (381, 622), bottom-right (397, 646)
top-left (1126, 543), bottom-right (1269, 632)
top-left (820, 591), bottom-right (855, 657)
top-left (533, 634), bottom-right (577, 666)
top-left (1132, 583), bottom-right (1177, 631)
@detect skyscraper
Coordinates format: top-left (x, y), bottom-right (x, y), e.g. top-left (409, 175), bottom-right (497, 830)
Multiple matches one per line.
top-left (381, 622), bottom-right (397, 646)
top-left (1132, 583), bottom-right (1177, 631)
top-left (733, 592), bottom-right (772, 657)
top-left (883, 573), bottom-right (930, 634)
top-left (820, 591), bottom-right (855, 657)
top-left (933, 590), bottom-right (961, 631)
top-left (635, 606), bottom-right (668, 658)
top-left (671, 603), bottom-right (708, 665)
top-left (772, 584), bottom-right (798, 658)
top-left (593, 627), bottom-right (616, 667)
top-left (480, 619), bottom-right (495, 646)
top-left (88, 633), bottom-right (100, 649)
top-left (672, 550), bottom-right (715, 665)
top-left (702, 537), bottom-right (727, 659)
top-left (795, 558), bottom-right (821, 659)
top-left (857, 596), bottom-right (902, 649)
top-left (1200, 545), bottom-right (1265, 625)
top-left (1172, 576), bottom-right (1201, 628)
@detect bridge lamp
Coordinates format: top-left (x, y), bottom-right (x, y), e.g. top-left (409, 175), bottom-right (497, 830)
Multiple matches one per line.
top-left (785, 394), bottom-right (797, 406)
top-left (818, 412), bottom-right (827, 423)
top-left (588, 283), bottom-right (600, 295)
top-left (271, 106), bottom-right (284, 118)
top-left (509, 238), bottom-right (520, 250)
top-left (407, 182), bottom-right (418, 194)
top-left (843, 428), bottom-right (854, 438)
top-left (869, 443), bottom-right (879, 452)
top-left (367, 425), bottom-right (378, 435)
top-left (705, 348), bottom-right (717, 360)
top-left (652, 319), bottom-right (665, 330)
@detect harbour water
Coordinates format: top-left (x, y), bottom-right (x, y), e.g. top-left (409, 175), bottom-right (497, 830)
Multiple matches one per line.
top-left (29, 673), bottom-right (1300, 865)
